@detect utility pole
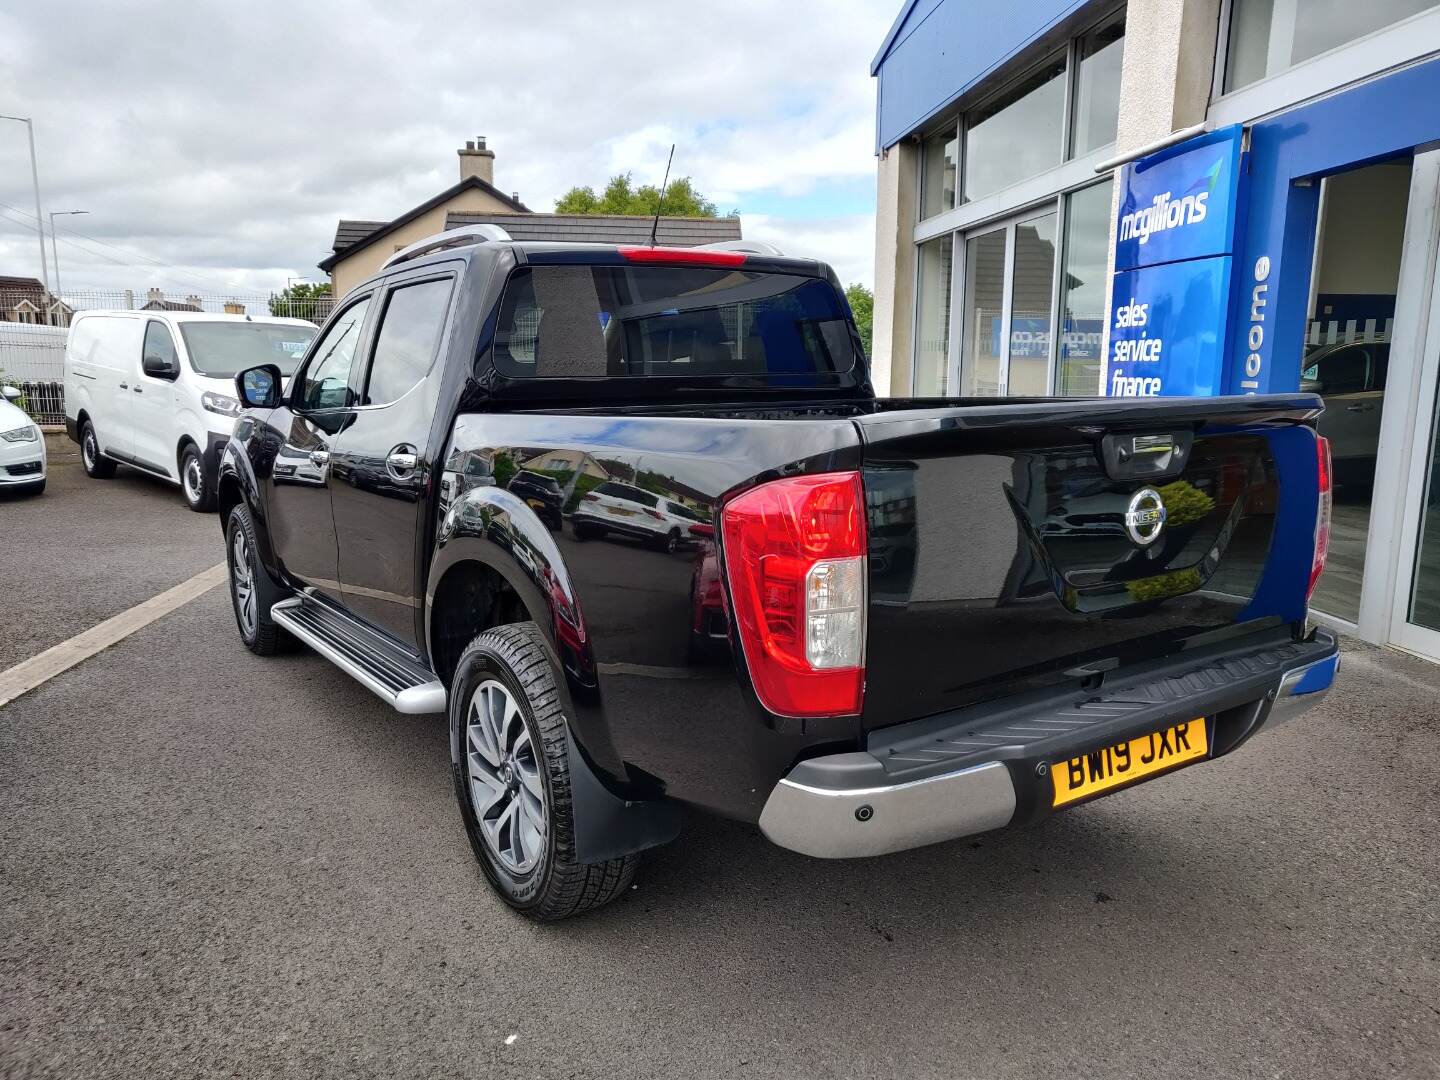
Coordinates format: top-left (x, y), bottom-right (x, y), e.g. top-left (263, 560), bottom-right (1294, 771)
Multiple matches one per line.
top-left (0, 115), bottom-right (50, 319)
top-left (48, 210), bottom-right (88, 308)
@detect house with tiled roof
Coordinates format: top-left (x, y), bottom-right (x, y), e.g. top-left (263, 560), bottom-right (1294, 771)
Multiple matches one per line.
top-left (320, 140), bottom-right (742, 299)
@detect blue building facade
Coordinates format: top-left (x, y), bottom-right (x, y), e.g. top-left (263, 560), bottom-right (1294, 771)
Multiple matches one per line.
top-left (871, 0), bottom-right (1440, 654)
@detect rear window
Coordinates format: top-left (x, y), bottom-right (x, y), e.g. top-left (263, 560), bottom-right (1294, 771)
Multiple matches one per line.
top-left (597, 482), bottom-right (658, 506)
top-left (491, 264), bottom-right (857, 380)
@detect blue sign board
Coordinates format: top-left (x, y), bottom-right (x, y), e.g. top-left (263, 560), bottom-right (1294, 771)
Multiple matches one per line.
top-left (1107, 257), bottom-right (1232, 397)
top-left (1114, 125), bottom-right (1245, 273)
top-left (1107, 125), bottom-right (1247, 398)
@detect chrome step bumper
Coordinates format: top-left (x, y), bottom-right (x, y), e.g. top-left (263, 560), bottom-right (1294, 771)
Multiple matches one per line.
top-left (760, 632), bottom-right (1339, 859)
top-left (271, 596), bottom-right (446, 714)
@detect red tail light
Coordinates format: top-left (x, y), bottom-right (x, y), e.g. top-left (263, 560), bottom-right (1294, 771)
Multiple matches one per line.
top-left (618, 246), bottom-right (746, 267)
top-left (720, 472), bottom-right (866, 717)
top-left (643, 508), bottom-right (664, 520)
top-left (1309, 434), bottom-right (1333, 601)
top-left (581, 492), bottom-right (600, 502)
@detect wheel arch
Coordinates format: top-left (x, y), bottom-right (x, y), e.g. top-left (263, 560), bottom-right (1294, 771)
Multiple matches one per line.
top-left (426, 485), bottom-right (627, 785)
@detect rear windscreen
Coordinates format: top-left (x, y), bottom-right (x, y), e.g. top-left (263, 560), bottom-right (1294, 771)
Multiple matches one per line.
top-left (491, 264), bottom-right (857, 380)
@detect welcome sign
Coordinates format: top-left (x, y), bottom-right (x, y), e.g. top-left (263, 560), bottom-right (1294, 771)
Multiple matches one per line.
top-left (1106, 125), bottom-right (1245, 397)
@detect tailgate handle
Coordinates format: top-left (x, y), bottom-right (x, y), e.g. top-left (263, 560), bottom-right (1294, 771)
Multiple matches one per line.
top-left (1099, 430), bottom-right (1193, 481)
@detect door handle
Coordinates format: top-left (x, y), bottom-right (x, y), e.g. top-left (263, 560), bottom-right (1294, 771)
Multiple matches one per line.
top-left (309, 450), bottom-right (330, 466)
top-left (133, 386), bottom-right (143, 394)
top-left (1345, 403), bottom-right (1375, 413)
top-left (118, 381), bottom-right (128, 390)
top-left (386, 447), bottom-right (418, 478)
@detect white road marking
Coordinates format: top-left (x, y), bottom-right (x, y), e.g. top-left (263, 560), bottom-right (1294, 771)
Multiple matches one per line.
top-left (0, 561), bottom-right (228, 708)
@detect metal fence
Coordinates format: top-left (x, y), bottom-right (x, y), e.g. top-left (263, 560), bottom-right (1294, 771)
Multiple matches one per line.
top-left (0, 288), bottom-right (332, 426)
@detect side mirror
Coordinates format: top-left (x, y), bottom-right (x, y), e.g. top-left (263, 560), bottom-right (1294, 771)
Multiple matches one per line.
top-left (143, 352), bottom-right (179, 378)
top-left (1, 385), bottom-right (21, 402)
top-left (1300, 377), bottom-right (1324, 395)
top-left (237, 364), bottom-right (283, 409)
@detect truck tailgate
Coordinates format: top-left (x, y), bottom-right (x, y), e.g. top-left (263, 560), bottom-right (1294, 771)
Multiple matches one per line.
top-left (854, 394), bottom-right (1324, 731)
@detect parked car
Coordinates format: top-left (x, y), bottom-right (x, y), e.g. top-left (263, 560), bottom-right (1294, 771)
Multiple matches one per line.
top-left (63, 311), bottom-right (317, 510)
top-left (0, 385), bottom-right (46, 495)
top-left (572, 480), bottom-right (699, 551)
top-left (505, 469), bottom-right (563, 529)
top-left (1301, 338), bottom-right (1388, 491)
top-left (218, 226), bottom-right (1339, 921)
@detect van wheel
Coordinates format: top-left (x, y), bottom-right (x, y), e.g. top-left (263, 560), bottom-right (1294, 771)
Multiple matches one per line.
top-left (181, 444), bottom-right (215, 512)
top-left (225, 502), bottom-right (290, 655)
top-left (664, 529), bottom-right (681, 554)
top-left (80, 420), bottom-right (116, 479)
top-left (451, 623), bottom-right (638, 920)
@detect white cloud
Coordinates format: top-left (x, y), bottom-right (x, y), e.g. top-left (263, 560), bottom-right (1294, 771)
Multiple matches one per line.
top-left (744, 213), bottom-right (877, 289)
top-left (0, 1), bottom-right (894, 299)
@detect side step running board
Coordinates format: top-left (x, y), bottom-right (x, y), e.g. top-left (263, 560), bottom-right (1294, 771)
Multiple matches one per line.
top-left (271, 596), bottom-right (446, 714)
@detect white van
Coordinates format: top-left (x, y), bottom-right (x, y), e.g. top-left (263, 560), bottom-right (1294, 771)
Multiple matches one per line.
top-left (64, 311), bottom-right (317, 510)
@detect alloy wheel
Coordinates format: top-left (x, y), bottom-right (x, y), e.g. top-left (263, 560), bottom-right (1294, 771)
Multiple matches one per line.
top-left (230, 528), bottom-right (257, 637)
top-left (82, 430), bottom-right (96, 470)
top-left (466, 679), bottom-right (548, 875)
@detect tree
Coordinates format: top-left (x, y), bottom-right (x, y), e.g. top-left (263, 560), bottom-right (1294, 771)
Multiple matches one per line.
top-left (845, 283), bottom-right (873, 360)
top-left (269, 281), bottom-right (332, 322)
top-left (555, 173), bottom-right (720, 218)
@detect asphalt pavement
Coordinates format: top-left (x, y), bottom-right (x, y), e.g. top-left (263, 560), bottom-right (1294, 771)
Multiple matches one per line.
top-left (2, 436), bottom-right (1438, 1079)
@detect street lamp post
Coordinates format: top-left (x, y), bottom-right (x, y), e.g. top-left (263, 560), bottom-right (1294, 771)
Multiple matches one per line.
top-left (0, 115), bottom-right (51, 317)
top-left (48, 210), bottom-right (89, 310)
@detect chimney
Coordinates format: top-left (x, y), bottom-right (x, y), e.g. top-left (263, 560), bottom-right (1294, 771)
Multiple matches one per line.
top-left (458, 135), bottom-right (495, 186)
top-left (185, 294), bottom-right (202, 310)
top-left (147, 287), bottom-right (163, 303)
top-left (223, 300), bottom-right (244, 315)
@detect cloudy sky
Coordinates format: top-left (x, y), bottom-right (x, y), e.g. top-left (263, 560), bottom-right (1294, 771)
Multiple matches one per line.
top-left (0, 1), bottom-right (896, 305)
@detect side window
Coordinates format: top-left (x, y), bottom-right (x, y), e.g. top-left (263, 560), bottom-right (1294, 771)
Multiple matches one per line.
top-left (299, 297), bottom-right (371, 411)
top-left (1371, 344), bottom-right (1391, 392)
top-left (142, 321), bottom-right (179, 379)
top-left (363, 278), bottom-right (453, 406)
top-left (1316, 346), bottom-right (1371, 395)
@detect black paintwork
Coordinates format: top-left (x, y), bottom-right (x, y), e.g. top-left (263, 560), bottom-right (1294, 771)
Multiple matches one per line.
top-left (219, 238), bottom-right (1325, 827)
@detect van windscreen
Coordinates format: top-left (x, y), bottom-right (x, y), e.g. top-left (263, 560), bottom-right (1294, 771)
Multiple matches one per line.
top-left (179, 322), bottom-right (318, 378)
top-left (492, 265), bottom-right (857, 380)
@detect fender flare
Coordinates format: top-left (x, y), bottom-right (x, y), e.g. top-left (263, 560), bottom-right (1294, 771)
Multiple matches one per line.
top-left (427, 485), bottom-right (680, 863)
top-left (216, 433), bottom-right (281, 577)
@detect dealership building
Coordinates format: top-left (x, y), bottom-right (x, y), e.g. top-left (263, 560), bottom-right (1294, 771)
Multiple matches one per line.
top-left (868, 0), bottom-right (1440, 661)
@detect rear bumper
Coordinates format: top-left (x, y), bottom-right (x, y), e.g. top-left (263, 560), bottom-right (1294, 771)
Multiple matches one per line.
top-left (759, 630), bottom-right (1339, 859)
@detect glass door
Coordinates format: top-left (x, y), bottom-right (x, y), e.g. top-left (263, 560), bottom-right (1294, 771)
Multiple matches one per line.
top-left (1389, 165), bottom-right (1440, 659)
top-left (957, 209), bottom-right (1059, 396)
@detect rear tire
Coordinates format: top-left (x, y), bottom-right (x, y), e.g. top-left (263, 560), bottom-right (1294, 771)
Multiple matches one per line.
top-left (80, 420), bottom-right (116, 479)
top-left (181, 444), bottom-right (215, 512)
top-left (451, 623), bottom-right (637, 921)
top-left (225, 502), bottom-right (291, 656)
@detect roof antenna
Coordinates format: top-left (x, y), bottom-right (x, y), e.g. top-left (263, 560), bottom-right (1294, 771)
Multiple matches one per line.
top-left (648, 144), bottom-right (675, 248)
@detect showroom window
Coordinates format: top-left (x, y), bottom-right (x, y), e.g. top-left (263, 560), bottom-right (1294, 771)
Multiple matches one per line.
top-left (914, 236), bottom-right (954, 396)
top-left (1057, 179), bottom-right (1113, 396)
top-left (910, 8), bottom-right (1124, 396)
top-left (963, 56), bottom-right (1068, 203)
top-left (1223, 0), bottom-right (1439, 91)
top-left (921, 127), bottom-right (958, 219)
top-left (917, 8), bottom-right (1126, 220)
top-left (1071, 13), bottom-right (1126, 156)
top-left (914, 179), bottom-right (1113, 399)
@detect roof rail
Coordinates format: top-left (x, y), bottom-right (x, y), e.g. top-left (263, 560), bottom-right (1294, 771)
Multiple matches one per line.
top-left (382, 224), bottom-right (512, 269)
top-left (694, 239), bottom-right (785, 257)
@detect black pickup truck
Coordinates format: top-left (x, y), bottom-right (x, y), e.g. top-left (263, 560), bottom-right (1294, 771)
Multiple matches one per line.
top-left (220, 226), bottom-right (1339, 920)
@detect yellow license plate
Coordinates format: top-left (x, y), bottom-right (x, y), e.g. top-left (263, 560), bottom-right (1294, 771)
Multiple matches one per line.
top-left (1051, 719), bottom-right (1208, 807)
